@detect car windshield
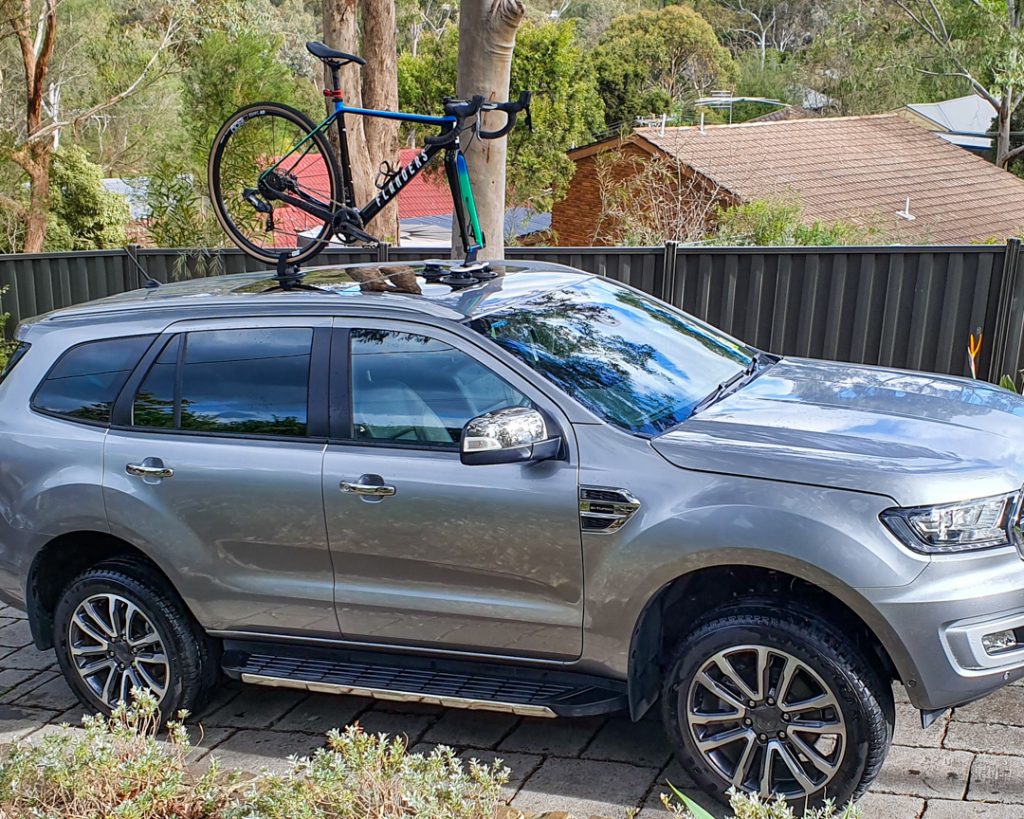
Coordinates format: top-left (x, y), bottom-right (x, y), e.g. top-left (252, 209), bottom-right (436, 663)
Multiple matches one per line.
top-left (469, 277), bottom-right (753, 436)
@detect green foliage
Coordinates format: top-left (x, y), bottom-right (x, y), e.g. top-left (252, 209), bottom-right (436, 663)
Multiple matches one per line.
top-left (663, 782), bottom-right (861, 818)
top-left (802, 4), bottom-right (970, 115)
top-left (0, 690), bottom-right (227, 816)
top-left (145, 157), bottom-right (224, 248)
top-left (729, 49), bottom-right (802, 121)
top-left (507, 20), bottom-right (606, 211)
top-left (592, 5), bottom-right (736, 131)
top-left (180, 30), bottom-right (320, 172)
top-left (398, 19), bottom-right (604, 212)
top-left (714, 199), bottom-right (875, 246)
top-left (44, 146), bottom-right (130, 252)
top-left (1000, 373), bottom-right (1024, 393)
top-left (0, 287), bottom-right (11, 372)
top-left (0, 688), bottom-right (508, 818)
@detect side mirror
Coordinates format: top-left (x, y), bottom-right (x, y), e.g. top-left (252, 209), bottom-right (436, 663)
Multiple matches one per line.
top-left (460, 407), bottom-right (562, 466)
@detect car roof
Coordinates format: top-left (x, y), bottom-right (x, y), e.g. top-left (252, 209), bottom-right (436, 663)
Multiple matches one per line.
top-left (21, 259), bottom-right (594, 334)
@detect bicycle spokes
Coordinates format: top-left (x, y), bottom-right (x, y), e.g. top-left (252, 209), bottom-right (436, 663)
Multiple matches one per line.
top-left (214, 110), bottom-right (337, 258)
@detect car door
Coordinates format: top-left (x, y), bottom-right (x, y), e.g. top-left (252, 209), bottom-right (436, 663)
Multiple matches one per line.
top-left (322, 319), bottom-right (584, 660)
top-left (103, 317), bottom-right (340, 638)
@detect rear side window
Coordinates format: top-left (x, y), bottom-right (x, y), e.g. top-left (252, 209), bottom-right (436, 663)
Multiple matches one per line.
top-left (132, 328), bottom-right (313, 437)
top-left (33, 336), bottom-right (155, 425)
top-left (0, 342), bottom-right (31, 388)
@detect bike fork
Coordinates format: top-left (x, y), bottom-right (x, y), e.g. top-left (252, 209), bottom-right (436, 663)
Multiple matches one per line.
top-left (445, 147), bottom-right (484, 259)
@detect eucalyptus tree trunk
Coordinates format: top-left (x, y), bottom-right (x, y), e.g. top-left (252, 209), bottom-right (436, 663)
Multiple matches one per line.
top-left (361, 0), bottom-right (401, 244)
top-left (323, 0), bottom-right (374, 209)
top-left (453, 0), bottom-right (526, 260)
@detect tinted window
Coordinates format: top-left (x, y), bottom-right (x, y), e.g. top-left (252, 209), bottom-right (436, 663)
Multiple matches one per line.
top-left (471, 278), bottom-right (752, 436)
top-left (350, 329), bottom-right (529, 446)
top-left (132, 336), bottom-right (179, 429)
top-left (33, 336), bottom-right (155, 424)
top-left (133, 328), bottom-right (312, 437)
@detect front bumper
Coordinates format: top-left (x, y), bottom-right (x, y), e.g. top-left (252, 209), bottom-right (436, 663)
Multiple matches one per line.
top-left (862, 546), bottom-right (1024, 711)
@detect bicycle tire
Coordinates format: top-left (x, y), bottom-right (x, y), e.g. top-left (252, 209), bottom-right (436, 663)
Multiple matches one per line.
top-left (208, 102), bottom-right (343, 266)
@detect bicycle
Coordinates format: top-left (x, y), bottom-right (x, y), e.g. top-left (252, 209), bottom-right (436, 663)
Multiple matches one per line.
top-left (208, 40), bottom-right (532, 270)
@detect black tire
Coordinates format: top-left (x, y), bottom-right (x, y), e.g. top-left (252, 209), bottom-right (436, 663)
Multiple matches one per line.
top-left (53, 559), bottom-right (215, 725)
top-left (208, 101), bottom-right (343, 266)
top-left (660, 604), bottom-right (893, 810)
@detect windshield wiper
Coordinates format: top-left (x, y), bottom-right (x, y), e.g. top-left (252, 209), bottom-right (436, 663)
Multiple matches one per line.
top-left (689, 352), bottom-right (772, 418)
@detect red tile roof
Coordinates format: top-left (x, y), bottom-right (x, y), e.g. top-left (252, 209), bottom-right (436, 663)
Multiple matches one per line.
top-left (585, 115), bottom-right (1024, 244)
top-left (396, 148), bottom-right (451, 218)
top-left (268, 148), bottom-right (451, 246)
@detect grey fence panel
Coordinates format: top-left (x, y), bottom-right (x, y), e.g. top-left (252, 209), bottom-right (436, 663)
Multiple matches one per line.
top-left (2, 243), bottom-right (1021, 382)
top-left (670, 246), bottom-right (1007, 378)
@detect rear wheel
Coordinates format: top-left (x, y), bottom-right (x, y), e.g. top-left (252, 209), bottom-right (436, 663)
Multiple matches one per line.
top-left (54, 560), bottom-right (215, 724)
top-left (209, 102), bottom-right (343, 266)
top-left (661, 605), bottom-right (892, 809)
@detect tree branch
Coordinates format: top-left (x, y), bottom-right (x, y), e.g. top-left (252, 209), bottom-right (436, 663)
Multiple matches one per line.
top-left (913, 67), bottom-right (1001, 106)
top-left (23, 18), bottom-right (177, 146)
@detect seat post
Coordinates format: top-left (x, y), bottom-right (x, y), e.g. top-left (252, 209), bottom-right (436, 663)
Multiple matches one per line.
top-left (326, 60), bottom-right (356, 209)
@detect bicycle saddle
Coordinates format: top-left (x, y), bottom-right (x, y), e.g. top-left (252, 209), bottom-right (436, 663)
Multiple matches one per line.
top-left (306, 41), bottom-right (366, 66)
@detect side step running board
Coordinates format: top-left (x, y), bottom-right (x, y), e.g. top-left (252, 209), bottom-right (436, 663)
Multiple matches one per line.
top-left (222, 640), bottom-right (627, 719)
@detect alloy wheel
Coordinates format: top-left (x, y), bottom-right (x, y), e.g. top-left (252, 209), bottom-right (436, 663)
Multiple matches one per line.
top-left (67, 593), bottom-right (170, 708)
top-left (685, 645), bottom-right (847, 800)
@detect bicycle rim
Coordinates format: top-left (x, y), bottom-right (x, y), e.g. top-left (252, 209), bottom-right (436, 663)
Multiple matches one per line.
top-left (210, 104), bottom-right (339, 266)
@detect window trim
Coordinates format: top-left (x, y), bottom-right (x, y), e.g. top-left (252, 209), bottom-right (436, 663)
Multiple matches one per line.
top-left (110, 323), bottom-right (330, 442)
top-left (31, 334), bottom-right (158, 428)
top-left (328, 319), bottom-right (571, 456)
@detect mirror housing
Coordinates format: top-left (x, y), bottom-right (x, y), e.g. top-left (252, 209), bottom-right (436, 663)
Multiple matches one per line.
top-left (460, 407), bottom-right (562, 466)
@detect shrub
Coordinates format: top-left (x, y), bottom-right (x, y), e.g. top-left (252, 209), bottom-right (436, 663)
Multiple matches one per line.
top-left (713, 199), bottom-right (877, 247)
top-left (0, 689), bottom-right (507, 819)
top-left (0, 286), bottom-right (12, 372)
top-left (665, 783), bottom-right (861, 819)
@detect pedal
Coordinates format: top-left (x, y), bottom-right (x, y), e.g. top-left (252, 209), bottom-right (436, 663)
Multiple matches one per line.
top-left (222, 641), bottom-right (627, 718)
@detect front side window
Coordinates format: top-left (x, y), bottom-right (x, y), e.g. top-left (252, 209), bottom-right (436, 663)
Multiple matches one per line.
top-left (33, 335), bottom-right (155, 424)
top-left (132, 328), bottom-right (313, 437)
top-left (349, 329), bottom-right (529, 447)
top-left (470, 277), bottom-right (752, 436)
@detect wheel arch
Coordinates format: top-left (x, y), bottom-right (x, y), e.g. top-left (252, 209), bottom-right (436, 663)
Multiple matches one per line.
top-left (26, 530), bottom-right (193, 650)
top-left (626, 563), bottom-right (902, 721)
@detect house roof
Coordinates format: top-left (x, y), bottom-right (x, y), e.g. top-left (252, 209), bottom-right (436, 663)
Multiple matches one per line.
top-left (575, 114), bottom-right (1024, 243)
top-left (276, 148), bottom-right (450, 220)
top-left (906, 95), bottom-right (997, 136)
top-left (903, 95), bottom-right (997, 151)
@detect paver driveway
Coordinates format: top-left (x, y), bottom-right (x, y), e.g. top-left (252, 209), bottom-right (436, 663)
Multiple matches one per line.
top-left (0, 603), bottom-right (1020, 818)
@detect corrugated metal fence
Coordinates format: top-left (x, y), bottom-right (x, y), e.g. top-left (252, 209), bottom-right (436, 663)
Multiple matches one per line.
top-left (2, 242), bottom-right (1022, 381)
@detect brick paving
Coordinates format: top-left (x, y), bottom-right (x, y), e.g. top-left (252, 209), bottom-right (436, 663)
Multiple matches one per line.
top-left (0, 603), bottom-right (1020, 818)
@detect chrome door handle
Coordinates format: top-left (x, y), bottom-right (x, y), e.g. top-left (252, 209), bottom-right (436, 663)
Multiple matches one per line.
top-left (126, 463), bottom-right (174, 479)
top-left (340, 480), bottom-right (396, 497)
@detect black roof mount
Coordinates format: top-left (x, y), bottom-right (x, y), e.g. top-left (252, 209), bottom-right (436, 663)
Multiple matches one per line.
top-left (425, 247), bottom-right (496, 290)
top-left (273, 252), bottom-right (311, 291)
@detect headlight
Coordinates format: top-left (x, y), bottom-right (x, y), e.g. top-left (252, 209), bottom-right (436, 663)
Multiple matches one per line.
top-left (881, 491), bottom-right (1021, 554)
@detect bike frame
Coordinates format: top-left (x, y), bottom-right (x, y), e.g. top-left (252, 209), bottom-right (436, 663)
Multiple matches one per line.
top-left (259, 94), bottom-right (485, 254)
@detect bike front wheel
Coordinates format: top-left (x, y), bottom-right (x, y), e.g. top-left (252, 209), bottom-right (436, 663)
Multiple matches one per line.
top-left (209, 102), bottom-right (343, 266)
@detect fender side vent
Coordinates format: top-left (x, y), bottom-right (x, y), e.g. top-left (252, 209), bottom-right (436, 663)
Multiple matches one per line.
top-left (579, 486), bottom-right (640, 533)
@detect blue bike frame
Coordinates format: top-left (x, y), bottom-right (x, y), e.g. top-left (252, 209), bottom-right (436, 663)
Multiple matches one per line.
top-left (260, 93), bottom-right (485, 253)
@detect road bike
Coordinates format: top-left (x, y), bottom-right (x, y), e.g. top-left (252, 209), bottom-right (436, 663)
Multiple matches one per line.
top-left (208, 40), bottom-right (531, 269)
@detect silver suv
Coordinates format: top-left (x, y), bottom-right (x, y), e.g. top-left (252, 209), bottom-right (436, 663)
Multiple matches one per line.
top-left (2, 259), bottom-right (1024, 809)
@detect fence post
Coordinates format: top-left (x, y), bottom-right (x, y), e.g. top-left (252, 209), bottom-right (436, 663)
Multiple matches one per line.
top-left (989, 237), bottom-right (1023, 382)
top-left (662, 240), bottom-right (678, 304)
top-left (376, 241), bottom-right (391, 263)
top-left (123, 244), bottom-right (141, 290)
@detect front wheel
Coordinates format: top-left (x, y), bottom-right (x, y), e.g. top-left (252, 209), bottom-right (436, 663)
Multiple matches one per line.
top-left (661, 605), bottom-right (893, 809)
top-left (208, 102), bottom-right (343, 266)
